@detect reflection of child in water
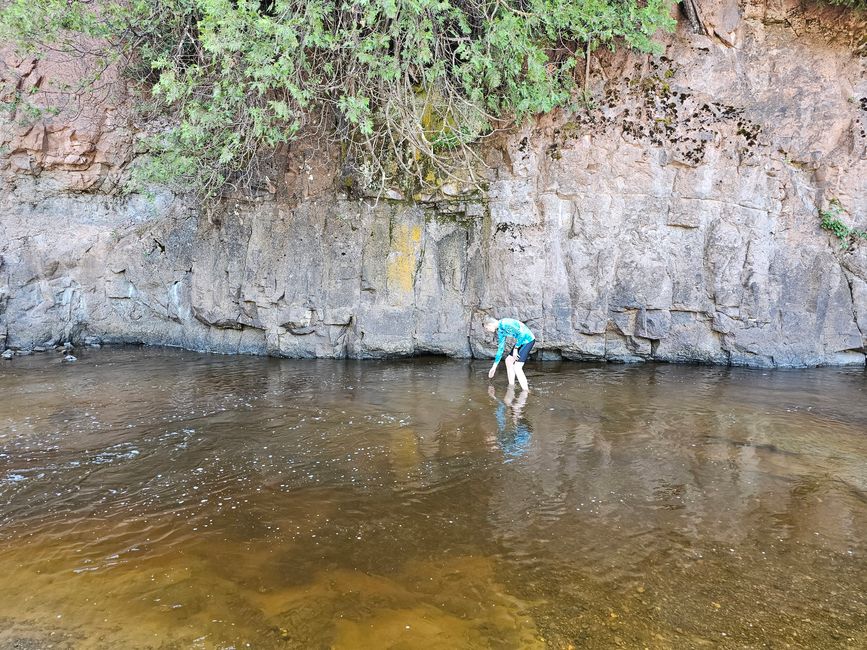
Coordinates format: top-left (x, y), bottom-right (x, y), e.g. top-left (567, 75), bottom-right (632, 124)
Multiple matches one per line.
top-left (488, 385), bottom-right (532, 460)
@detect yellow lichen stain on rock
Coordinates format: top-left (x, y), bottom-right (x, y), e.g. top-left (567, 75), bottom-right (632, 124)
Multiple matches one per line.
top-left (386, 224), bottom-right (422, 297)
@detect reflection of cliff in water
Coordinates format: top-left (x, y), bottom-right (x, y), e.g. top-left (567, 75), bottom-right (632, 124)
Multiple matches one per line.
top-left (483, 363), bottom-right (867, 646)
top-left (485, 363), bottom-right (867, 541)
top-left (1, 351), bottom-right (867, 648)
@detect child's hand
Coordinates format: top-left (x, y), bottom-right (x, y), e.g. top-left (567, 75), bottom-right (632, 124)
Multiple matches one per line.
top-left (488, 366), bottom-right (496, 379)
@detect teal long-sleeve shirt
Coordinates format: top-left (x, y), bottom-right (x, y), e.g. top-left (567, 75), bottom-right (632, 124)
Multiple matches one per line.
top-left (493, 318), bottom-right (535, 365)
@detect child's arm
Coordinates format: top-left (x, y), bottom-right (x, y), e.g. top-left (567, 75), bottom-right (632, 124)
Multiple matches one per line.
top-left (488, 328), bottom-right (506, 378)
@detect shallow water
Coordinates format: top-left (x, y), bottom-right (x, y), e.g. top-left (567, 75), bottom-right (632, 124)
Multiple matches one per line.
top-left (1, 348), bottom-right (866, 649)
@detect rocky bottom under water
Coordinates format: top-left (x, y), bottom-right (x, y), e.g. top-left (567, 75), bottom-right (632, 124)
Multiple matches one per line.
top-left (0, 348), bottom-right (865, 648)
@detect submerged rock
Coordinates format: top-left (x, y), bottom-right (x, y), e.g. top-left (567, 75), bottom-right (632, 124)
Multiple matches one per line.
top-left (62, 354), bottom-right (77, 362)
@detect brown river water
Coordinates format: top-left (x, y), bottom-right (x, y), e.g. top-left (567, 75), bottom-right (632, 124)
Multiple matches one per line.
top-left (0, 347), bottom-right (866, 649)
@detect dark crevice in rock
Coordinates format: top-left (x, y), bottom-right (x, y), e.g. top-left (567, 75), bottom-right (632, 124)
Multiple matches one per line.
top-left (842, 269), bottom-right (865, 350)
top-left (679, 0), bottom-right (707, 35)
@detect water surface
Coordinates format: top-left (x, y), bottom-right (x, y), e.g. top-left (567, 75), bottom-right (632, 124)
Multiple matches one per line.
top-left (1, 348), bottom-right (866, 648)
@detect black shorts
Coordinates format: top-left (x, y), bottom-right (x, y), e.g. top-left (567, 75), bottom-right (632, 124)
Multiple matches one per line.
top-left (511, 339), bottom-right (535, 362)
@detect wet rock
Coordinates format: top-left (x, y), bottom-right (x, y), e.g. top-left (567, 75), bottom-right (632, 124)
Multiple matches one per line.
top-left (2, 350), bottom-right (13, 360)
top-left (62, 354), bottom-right (77, 362)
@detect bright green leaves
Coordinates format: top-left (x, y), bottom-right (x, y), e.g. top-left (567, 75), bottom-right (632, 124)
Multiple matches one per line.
top-left (1, 0), bottom-right (677, 200)
top-left (451, 0), bottom-right (677, 120)
top-left (338, 95), bottom-right (375, 135)
top-left (0, 0), bottom-right (96, 51)
top-left (820, 199), bottom-right (867, 250)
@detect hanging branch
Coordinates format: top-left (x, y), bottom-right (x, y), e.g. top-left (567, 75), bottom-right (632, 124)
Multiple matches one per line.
top-left (0, 0), bottom-right (679, 205)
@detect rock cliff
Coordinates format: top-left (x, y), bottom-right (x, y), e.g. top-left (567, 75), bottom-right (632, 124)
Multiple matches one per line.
top-left (1, 0), bottom-right (865, 367)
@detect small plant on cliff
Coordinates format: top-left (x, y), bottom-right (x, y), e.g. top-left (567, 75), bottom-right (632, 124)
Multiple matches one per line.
top-left (0, 0), bottom-right (675, 202)
top-left (820, 198), bottom-right (867, 250)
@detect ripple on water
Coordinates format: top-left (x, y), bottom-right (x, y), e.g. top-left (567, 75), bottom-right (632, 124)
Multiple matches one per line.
top-left (0, 350), bottom-right (866, 648)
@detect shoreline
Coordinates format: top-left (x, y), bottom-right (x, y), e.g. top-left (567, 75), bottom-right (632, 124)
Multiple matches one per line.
top-left (2, 341), bottom-right (865, 371)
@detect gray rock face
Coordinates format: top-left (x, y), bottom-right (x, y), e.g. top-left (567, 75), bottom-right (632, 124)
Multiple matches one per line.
top-left (1, 5), bottom-right (865, 367)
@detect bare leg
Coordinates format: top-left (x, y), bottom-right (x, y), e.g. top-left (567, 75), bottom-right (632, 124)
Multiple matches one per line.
top-left (511, 388), bottom-right (528, 418)
top-left (514, 361), bottom-right (529, 391)
top-left (505, 354), bottom-right (516, 386)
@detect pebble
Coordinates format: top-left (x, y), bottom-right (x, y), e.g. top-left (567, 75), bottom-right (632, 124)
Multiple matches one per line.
top-left (63, 355), bottom-right (78, 362)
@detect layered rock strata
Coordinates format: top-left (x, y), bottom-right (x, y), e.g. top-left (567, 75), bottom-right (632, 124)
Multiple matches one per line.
top-left (1, 1), bottom-right (865, 367)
